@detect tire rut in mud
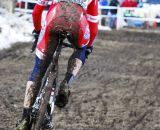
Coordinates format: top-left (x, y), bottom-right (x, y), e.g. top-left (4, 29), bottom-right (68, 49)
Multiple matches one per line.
top-left (0, 31), bottom-right (160, 130)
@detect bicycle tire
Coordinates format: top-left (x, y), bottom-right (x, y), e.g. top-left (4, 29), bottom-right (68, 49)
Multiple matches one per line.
top-left (32, 61), bottom-right (58, 130)
top-left (30, 33), bottom-right (64, 130)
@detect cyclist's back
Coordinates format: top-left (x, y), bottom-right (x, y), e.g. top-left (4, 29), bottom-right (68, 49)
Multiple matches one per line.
top-left (33, 0), bottom-right (98, 56)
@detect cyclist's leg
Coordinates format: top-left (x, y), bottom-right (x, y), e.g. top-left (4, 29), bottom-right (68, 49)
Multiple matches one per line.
top-left (65, 46), bottom-right (87, 84)
top-left (15, 28), bottom-right (50, 130)
top-left (15, 5), bottom-right (60, 130)
top-left (62, 0), bottom-right (99, 87)
top-left (20, 35), bottom-right (59, 130)
top-left (22, 1), bottom-right (62, 114)
top-left (56, 13), bottom-right (90, 108)
top-left (22, 25), bottom-right (59, 119)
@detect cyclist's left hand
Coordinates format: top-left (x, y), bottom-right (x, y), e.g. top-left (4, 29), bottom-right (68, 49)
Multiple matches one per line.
top-left (32, 29), bottom-right (40, 44)
top-left (30, 30), bottom-right (40, 53)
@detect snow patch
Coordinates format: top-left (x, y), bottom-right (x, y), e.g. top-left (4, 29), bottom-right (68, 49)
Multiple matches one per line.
top-left (0, 8), bottom-right (33, 50)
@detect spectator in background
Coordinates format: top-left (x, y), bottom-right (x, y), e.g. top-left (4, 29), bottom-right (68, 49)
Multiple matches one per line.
top-left (121, 0), bottom-right (138, 7)
top-left (155, 14), bottom-right (160, 28)
top-left (137, 0), bottom-right (144, 7)
top-left (99, 0), bottom-right (109, 26)
top-left (118, 0), bottom-right (125, 4)
top-left (16, 0), bottom-right (25, 8)
top-left (121, 0), bottom-right (145, 28)
top-left (108, 0), bottom-right (119, 28)
top-left (99, 0), bottom-right (109, 15)
top-left (16, 0), bottom-right (35, 10)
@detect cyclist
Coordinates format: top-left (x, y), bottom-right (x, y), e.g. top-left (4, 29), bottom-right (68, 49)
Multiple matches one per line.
top-left (17, 0), bottom-right (98, 129)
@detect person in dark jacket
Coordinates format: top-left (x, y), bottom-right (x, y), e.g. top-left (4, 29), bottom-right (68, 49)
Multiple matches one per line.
top-left (108, 0), bottom-right (119, 28)
top-left (121, 0), bottom-right (138, 7)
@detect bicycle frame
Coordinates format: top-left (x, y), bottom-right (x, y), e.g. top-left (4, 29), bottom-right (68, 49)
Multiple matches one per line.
top-left (29, 32), bottom-right (72, 130)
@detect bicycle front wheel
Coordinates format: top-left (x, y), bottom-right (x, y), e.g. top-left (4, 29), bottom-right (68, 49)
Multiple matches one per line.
top-left (32, 62), bottom-right (58, 130)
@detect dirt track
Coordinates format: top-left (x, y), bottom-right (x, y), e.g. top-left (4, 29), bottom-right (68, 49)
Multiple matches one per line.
top-left (0, 30), bottom-right (160, 130)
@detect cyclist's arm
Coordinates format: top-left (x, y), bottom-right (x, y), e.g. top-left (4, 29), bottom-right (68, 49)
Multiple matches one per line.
top-left (32, 0), bottom-right (49, 31)
top-left (86, 0), bottom-right (98, 47)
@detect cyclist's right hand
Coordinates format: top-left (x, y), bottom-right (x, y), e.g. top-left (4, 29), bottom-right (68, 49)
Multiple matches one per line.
top-left (30, 30), bottom-right (41, 53)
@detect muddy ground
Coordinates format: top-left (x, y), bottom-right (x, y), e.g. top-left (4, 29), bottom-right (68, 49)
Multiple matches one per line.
top-left (0, 30), bottom-right (160, 130)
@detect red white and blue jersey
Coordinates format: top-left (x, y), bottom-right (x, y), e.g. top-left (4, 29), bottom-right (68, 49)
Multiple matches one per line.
top-left (33, 0), bottom-right (98, 59)
top-left (34, 0), bottom-right (98, 31)
top-left (38, 0), bottom-right (96, 10)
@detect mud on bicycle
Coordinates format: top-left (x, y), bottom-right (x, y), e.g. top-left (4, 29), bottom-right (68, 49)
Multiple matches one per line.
top-left (14, 31), bottom-right (78, 130)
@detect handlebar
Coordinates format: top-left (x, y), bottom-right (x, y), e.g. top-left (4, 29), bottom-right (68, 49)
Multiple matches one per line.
top-left (30, 41), bottom-right (73, 54)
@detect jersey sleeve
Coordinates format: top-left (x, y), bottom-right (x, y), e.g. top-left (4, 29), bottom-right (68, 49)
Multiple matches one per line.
top-left (86, 0), bottom-right (98, 47)
top-left (32, 0), bottom-right (49, 31)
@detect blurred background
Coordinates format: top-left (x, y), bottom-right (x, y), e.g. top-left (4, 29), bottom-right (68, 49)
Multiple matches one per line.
top-left (1, 0), bottom-right (160, 49)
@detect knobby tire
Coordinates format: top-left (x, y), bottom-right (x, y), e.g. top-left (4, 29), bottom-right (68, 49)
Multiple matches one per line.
top-left (30, 33), bottom-right (63, 130)
top-left (31, 62), bottom-right (58, 130)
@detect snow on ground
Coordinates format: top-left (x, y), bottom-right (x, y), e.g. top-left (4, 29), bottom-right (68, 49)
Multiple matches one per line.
top-left (0, 8), bottom-right (33, 50)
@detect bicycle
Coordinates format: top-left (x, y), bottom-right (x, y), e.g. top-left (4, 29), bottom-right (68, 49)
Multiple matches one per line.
top-left (15, 31), bottom-right (73, 130)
